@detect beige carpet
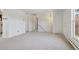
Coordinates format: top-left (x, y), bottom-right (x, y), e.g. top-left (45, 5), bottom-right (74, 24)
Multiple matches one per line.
top-left (0, 32), bottom-right (74, 50)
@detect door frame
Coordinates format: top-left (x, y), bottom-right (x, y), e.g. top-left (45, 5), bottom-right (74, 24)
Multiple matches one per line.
top-left (0, 14), bottom-right (2, 37)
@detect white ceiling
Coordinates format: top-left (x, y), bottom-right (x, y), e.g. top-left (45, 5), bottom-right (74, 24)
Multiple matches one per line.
top-left (1, 9), bottom-right (65, 15)
top-left (2, 9), bottom-right (53, 14)
top-left (21, 9), bottom-right (53, 14)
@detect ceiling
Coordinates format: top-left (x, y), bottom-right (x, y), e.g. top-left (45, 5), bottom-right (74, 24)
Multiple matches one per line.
top-left (21, 9), bottom-right (53, 14)
top-left (1, 9), bottom-right (53, 14)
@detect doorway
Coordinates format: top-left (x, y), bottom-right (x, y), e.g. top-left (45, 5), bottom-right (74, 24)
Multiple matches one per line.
top-left (0, 14), bottom-right (2, 37)
top-left (25, 12), bottom-right (53, 33)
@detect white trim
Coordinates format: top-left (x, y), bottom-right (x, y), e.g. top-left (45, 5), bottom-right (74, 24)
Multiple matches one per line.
top-left (69, 9), bottom-right (79, 49)
top-left (71, 9), bottom-right (75, 38)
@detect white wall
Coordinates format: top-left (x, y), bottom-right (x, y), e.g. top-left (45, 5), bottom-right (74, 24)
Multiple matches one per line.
top-left (53, 10), bottom-right (64, 33)
top-left (2, 9), bottom-right (66, 38)
top-left (2, 10), bottom-right (26, 38)
top-left (38, 12), bottom-right (53, 32)
top-left (3, 10), bottom-right (54, 38)
top-left (0, 18), bottom-right (1, 33)
top-left (25, 12), bottom-right (53, 32)
top-left (0, 10), bottom-right (1, 14)
top-left (0, 10), bottom-right (2, 34)
top-left (63, 9), bottom-right (73, 39)
top-left (53, 9), bottom-right (73, 40)
top-left (25, 14), bottom-right (37, 32)
top-left (2, 11), bottom-right (8, 38)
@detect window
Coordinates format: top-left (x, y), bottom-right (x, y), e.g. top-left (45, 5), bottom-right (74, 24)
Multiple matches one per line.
top-left (75, 9), bottom-right (79, 37)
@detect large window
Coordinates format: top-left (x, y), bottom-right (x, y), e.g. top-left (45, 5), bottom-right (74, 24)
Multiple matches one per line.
top-left (75, 9), bottom-right (79, 37)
